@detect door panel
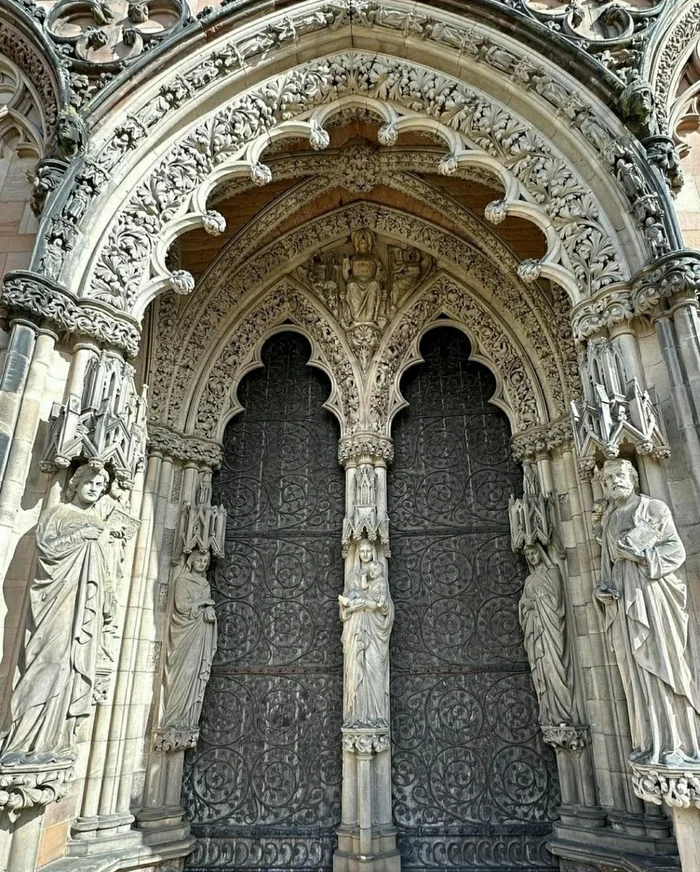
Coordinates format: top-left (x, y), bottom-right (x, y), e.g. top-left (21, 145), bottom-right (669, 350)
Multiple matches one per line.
top-left (183, 332), bottom-right (345, 871)
top-left (389, 327), bottom-right (559, 872)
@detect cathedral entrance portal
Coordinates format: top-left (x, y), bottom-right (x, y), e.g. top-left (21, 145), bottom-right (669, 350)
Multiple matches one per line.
top-left (389, 328), bottom-right (560, 872)
top-left (182, 332), bottom-right (345, 870)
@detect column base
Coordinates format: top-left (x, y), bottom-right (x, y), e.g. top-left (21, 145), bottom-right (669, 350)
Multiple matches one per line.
top-left (334, 824), bottom-right (401, 872)
top-left (550, 820), bottom-right (679, 871)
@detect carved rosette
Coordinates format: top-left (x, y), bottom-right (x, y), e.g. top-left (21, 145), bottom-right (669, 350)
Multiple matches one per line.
top-left (0, 760), bottom-right (73, 822)
top-left (341, 729), bottom-right (390, 756)
top-left (631, 762), bottom-right (700, 809)
top-left (540, 725), bottom-right (589, 754)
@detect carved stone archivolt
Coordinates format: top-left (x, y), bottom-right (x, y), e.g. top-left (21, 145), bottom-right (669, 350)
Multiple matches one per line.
top-left (28, 26), bottom-right (650, 322)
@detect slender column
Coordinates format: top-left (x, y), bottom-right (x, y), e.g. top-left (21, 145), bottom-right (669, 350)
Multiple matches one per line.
top-left (0, 320), bottom-right (37, 487)
top-left (335, 436), bottom-right (399, 872)
top-left (653, 312), bottom-right (700, 508)
top-left (0, 327), bottom-right (57, 579)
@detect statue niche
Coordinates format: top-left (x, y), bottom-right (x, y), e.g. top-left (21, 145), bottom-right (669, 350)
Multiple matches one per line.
top-left (1, 463), bottom-right (129, 765)
top-left (594, 458), bottom-right (700, 766)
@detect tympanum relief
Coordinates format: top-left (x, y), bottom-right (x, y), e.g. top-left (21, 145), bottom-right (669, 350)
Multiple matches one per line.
top-left (296, 229), bottom-right (433, 371)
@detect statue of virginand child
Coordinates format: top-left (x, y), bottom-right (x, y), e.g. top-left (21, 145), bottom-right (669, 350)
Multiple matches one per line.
top-left (339, 539), bottom-right (393, 728)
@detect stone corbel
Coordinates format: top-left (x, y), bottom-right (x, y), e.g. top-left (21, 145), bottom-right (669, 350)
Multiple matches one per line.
top-left (341, 729), bottom-right (390, 756)
top-left (541, 724), bottom-right (590, 754)
top-left (1, 271), bottom-right (141, 357)
top-left (0, 760), bottom-right (73, 822)
top-left (632, 763), bottom-right (700, 809)
top-left (510, 417), bottom-right (573, 462)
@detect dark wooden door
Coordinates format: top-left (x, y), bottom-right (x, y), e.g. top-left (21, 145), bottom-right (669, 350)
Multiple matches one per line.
top-left (183, 332), bottom-right (345, 871)
top-left (388, 327), bottom-right (559, 872)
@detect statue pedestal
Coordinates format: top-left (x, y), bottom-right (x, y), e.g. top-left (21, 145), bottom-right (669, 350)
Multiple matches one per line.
top-left (632, 762), bottom-right (700, 872)
top-left (333, 729), bottom-right (400, 872)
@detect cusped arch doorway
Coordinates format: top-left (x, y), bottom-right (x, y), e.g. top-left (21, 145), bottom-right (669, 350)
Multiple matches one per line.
top-left (182, 331), bottom-right (346, 871)
top-left (388, 326), bottom-right (560, 872)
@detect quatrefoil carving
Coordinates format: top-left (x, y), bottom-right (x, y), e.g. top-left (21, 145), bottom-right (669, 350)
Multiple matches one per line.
top-left (47, 0), bottom-right (185, 68)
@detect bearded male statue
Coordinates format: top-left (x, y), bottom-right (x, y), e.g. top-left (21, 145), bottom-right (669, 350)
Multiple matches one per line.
top-left (594, 458), bottom-right (700, 765)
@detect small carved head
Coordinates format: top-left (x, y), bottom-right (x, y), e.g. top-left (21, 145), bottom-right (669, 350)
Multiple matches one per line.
top-left (357, 539), bottom-right (375, 565)
top-left (187, 548), bottom-right (211, 575)
top-left (523, 545), bottom-right (542, 568)
top-left (600, 459), bottom-right (639, 503)
top-left (351, 229), bottom-right (374, 254)
top-left (66, 463), bottom-right (110, 506)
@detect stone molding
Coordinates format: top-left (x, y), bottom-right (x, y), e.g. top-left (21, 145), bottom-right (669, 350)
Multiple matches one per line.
top-left (84, 52), bottom-right (624, 307)
top-left (649, 1), bottom-right (700, 128)
top-left (0, 7), bottom-right (60, 142)
top-left (1, 270), bottom-right (141, 357)
top-left (147, 423), bottom-right (223, 468)
top-left (150, 205), bottom-right (572, 441)
top-left (632, 761), bottom-right (700, 809)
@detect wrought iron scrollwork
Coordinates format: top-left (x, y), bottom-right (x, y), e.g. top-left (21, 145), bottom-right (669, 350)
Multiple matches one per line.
top-left (389, 328), bottom-right (559, 871)
top-left (182, 333), bottom-right (345, 871)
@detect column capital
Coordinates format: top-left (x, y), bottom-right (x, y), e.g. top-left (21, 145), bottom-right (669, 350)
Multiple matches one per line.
top-left (632, 761), bottom-right (700, 810)
top-left (147, 423), bottom-right (223, 469)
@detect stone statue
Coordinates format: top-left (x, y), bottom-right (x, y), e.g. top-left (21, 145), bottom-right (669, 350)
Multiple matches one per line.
top-left (342, 230), bottom-right (384, 328)
top-left (594, 459), bottom-right (700, 765)
top-left (519, 546), bottom-right (573, 726)
top-left (1, 464), bottom-right (118, 765)
top-left (619, 74), bottom-right (659, 139)
top-left (339, 540), bottom-right (393, 728)
top-left (161, 549), bottom-right (217, 735)
top-left (56, 108), bottom-right (87, 162)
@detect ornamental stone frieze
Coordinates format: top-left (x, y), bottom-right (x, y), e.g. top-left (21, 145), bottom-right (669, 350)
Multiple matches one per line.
top-left (1, 271), bottom-right (141, 356)
top-left (43, 45), bottom-right (648, 309)
top-left (571, 250), bottom-right (700, 340)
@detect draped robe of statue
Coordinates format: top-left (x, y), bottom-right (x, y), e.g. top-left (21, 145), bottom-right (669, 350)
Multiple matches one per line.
top-left (598, 493), bottom-right (700, 764)
top-left (519, 558), bottom-right (573, 725)
top-left (1, 499), bottom-right (110, 763)
top-left (162, 555), bottom-right (218, 732)
top-left (340, 554), bottom-right (393, 728)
